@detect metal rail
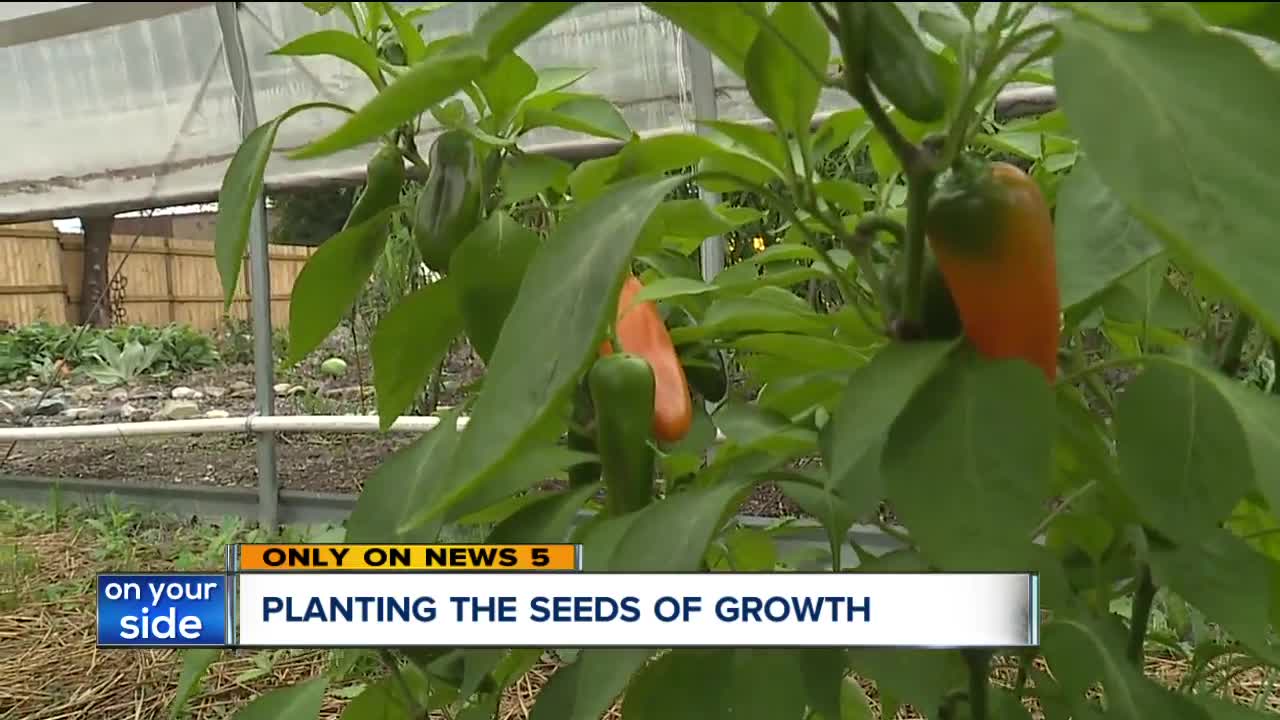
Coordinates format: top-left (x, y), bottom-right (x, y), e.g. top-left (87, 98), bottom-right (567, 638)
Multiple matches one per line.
top-left (0, 473), bottom-right (906, 566)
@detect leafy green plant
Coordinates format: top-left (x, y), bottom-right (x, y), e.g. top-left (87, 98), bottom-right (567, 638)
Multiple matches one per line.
top-left (81, 336), bottom-right (164, 386)
top-left (211, 2), bottom-right (1280, 719)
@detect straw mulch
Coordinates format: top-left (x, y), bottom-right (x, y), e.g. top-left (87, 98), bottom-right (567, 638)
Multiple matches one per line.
top-left (1, 528), bottom-right (1276, 720)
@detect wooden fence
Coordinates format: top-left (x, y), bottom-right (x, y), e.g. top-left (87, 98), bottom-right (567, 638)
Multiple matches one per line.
top-left (0, 222), bottom-right (314, 331)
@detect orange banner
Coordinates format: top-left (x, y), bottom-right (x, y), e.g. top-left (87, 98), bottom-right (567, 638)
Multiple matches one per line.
top-left (237, 544), bottom-right (578, 571)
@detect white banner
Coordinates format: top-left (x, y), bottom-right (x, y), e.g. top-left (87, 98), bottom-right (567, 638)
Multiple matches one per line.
top-left (234, 572), bottom-right (1038, 648)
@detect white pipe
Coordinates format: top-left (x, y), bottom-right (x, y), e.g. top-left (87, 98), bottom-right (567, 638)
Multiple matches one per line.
top-left (0, 413), bottom-right (733, 443)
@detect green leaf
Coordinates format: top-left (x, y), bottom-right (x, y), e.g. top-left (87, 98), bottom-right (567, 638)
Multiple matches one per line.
top-left (633, 277), bottom-right (717, 304)
top-left (1054, 156), bottom-right (1163, 313)
top-left (1054, 16), bottom-right (1280, 344)
top-left (1041, 616), bottom-right (1212, 720)
top-left (450, 212), bottom-right (542, 364)
top-left (610, 477), bottom-right (753, 571)
top-left (715, 402), bottom-right (817, 457)
top-left (383, 3), bottom-right (427, 64)
top-left (757, 372), bottom-right (848, 418)
top-left (287, 208), bottom-right (394, 365)
top-left (1115, 362), bottom-right (1254, 542)
top-left (1194, 2), bottom-right (1280, 43)
top-left (215, 102), bottom-right (350, 306)
top-left (643, 2), bottom-right (765, 78)
top-left (231, 678), bottom-right (328, 720)
top-left (883, 354), bottom-right (1054, 569)
top-left (732, 334), bottom-right (867, 372)
top-left (919, 9), bottom-right (970, 51)
top-left (824, 341), bottom-right (957, 496)
top-left (476, 52), bottom-right (538, 127)
top-left (339, 666), bottom-right (429, 720)
top-left (531, 67), bottom-right (592, 96)
top-left (402, 175), bottom-right (686, 533)
top-left (524, 96), bottom-right (631, 140)
top-left (743, 2), bottom-right (828, 134)
top-left (682, 293), bottom-right (833, 341)
top-left (624, 650), bottom-right (807, 720)
top-left (170, 649), bottom-right (219, 718)
top-left (846, 649), bottom-right (966, 715)
top-left (272, 30), bottom-right (385, 89)
top-left (814, 180), bottom-right (865, 215)
top-left (487, 483), bottom-right (601, 544)
top-left (293, 3), bottom-right (576, 159)
top-left (526, 649), bottom-right (652, 720)
top-left (576, 511), bottom-right (644, 571)
top-left (449, 444), bottom-right (598, 522)
top-left (371, 279), bottom-right (464, 429)
top-left (700, 120), bottom-right (789, 176)
top-left (1149, 529), bottom-right (1280, 659)
top-left (813, 677), bottom-right (875, 720)
top-left (813, 109), bottom-right (870, 160)
top-left (502, 153), bottom-right (572, 203)
top-left (1195, 694), bottom-right (1280, 720)
top-left (1101, 257), bottom-right (1200, 333)
top-left (797, 650), bottom-right (849, 720)
top-left (346, 409), bottom-right (463, 543)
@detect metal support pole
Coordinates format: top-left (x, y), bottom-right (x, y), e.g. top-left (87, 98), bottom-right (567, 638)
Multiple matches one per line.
top-left (216, 1), bottom-right (279, 530)
top-left (681, 31), bottom-right (724, 283)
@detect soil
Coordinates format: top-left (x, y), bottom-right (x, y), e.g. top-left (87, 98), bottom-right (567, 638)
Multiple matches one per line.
top-left (0, 343), bottom-right (806, 518)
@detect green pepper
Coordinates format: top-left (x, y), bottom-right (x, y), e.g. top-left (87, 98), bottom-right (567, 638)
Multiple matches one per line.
top-left (345, 143), bottom-right (405, 230)
top-left (665, 306), bottom-right (728, 403)
top-left (588, 353), bottom-right (656, 516)
top-left (413, 129), bottom-right (482, 274)
top-left (567, 379), bottom-right (601, 488)
top-left (864, 2), bottom-right (946, 123)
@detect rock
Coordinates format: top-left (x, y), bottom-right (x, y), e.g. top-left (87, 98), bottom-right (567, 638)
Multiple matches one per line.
top-left (286, 384), bottom-right (308, 397)
top-left (107, 388), bottom-right (129, 403)
top-left (0, 389), bottom-right (13, 398)
top-left (23, 398), bottom-right (67, 416)
top-left (132, 389), bottom-right (164, 400)
top-left (60, 407), bottom-right (99, 420)
top-left (19, 387), bottom-right (44, 399)
top-left (273, 382), bottom-right (291, 394)
top-left (204, 409), bottom-right (231, 419)
top-left (171, 386), bottom-right (204, 400)
top-left (104, 401), bottom-right (131, 418)
top-left (320, 357), bottom-right (348, 377)
top-left (71, 385), bottom-right (95, 402)
top-left (152, 400), bottom-right (200, 420)
top-left (229, 387), bottom-right (255, 399)
top-left (203, 385), bottom-right (227, 399)
top-left (229, 380), bottom-right (253, 392)
top-left (0, 399), bottom-right (13, 416)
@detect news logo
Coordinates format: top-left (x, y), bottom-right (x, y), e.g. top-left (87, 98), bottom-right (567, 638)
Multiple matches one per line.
top-left (97, 573), bottom-right (229, 647)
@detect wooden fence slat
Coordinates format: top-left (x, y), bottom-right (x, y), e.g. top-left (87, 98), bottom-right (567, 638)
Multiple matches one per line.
top-left (0, 225), bottom-right (314, 332)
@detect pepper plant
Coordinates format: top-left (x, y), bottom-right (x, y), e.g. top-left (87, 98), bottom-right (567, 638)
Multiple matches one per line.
top-left (209, 2), bottom-right (1280, 719)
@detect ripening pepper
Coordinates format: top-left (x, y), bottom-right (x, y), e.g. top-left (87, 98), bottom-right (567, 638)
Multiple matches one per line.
top-left (864, 2), bottom-right (946, 123)
top-left (345, 143), bottom-right (405, 231)
top-left (925, 156), bottom-right (1061, 382)
top-left (885, 248), bottom-right (964, 341)
top-left (664, 306), bottom-right (729, 403)
top-left (600, 275), bottom-right (694, 443)
top-left (413, 130), bottom-right (482, 274)
top-left (566, 379), bottom-right (602, 488)
top-left (588, 353), bottom-right (657, 516)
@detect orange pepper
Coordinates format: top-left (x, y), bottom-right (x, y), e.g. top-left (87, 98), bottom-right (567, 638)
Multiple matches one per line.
top-left (600, 274), bottom-right (694, 443)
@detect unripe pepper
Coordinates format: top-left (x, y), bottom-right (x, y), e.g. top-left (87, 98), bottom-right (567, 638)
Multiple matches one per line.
top-left (864, 2), bottom-right (946, 123)
top-left (600, 275), bottom-right (694, 443)
top-left (588, 353), bottom-right (657, 516)
top-left (413, 130), bottom-right (482, 274)
top-left (346, 143), bottom-right (405, 231)
top-left (925, 156), bottom-right (1061, 382)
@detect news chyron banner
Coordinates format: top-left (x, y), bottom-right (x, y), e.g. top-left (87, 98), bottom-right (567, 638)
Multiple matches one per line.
top-left (97, 543), bottom-right (1040, 649)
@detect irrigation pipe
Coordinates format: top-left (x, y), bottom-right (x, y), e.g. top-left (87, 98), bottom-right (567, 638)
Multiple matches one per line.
top-left (0, 414), bottom-right (731, 443)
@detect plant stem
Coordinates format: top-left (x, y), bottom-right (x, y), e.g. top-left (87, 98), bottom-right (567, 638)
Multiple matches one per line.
top-left (900, 170), bottom-right (935, 328)
top-left (850, 80), bottom-right (924, 175)
top-left (1127, 566), bottom-right (1156, 665)
top-left (1029, 479), bottom-right (1098, 539)
top-left (963, 649), bottom-right (991, 720)
top-left (1217, 312), bottom-right (1253, 377)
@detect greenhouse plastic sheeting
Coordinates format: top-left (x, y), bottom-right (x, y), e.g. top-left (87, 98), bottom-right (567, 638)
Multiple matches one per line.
top-left (0, 1), bottom-right (1036, 223)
